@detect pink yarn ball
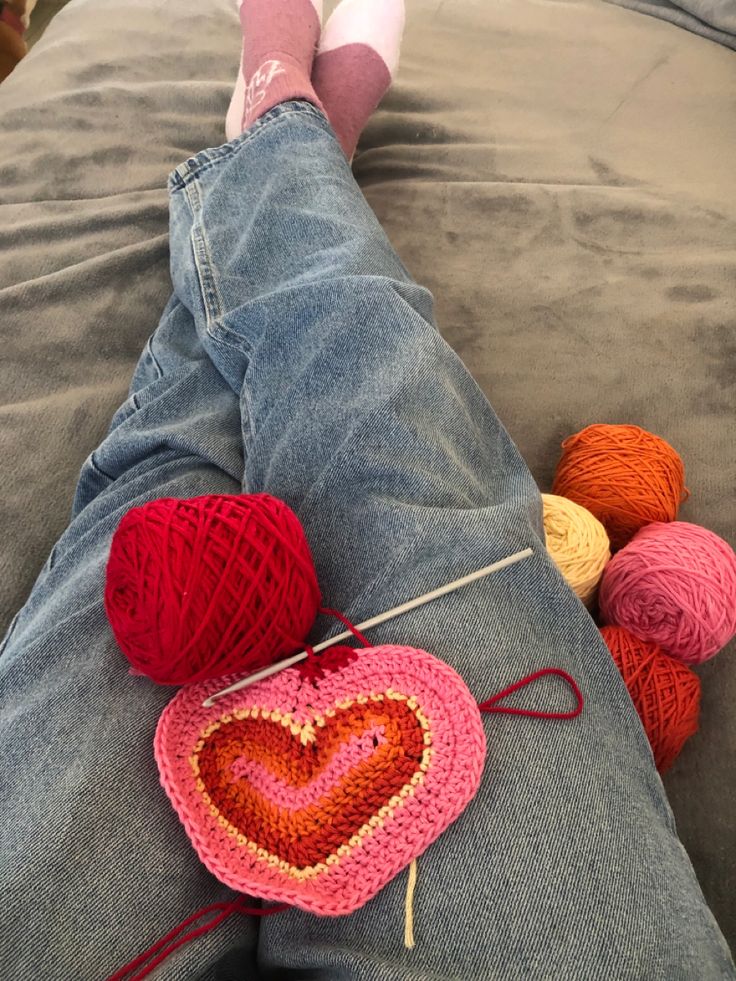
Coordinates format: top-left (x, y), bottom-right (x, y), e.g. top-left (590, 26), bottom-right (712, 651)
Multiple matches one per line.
top-left (599, 521), bottom-right (736, 664)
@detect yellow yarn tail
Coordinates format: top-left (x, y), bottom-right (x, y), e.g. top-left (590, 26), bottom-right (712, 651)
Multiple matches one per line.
top-left (404, 858), bottom-right (417, 949)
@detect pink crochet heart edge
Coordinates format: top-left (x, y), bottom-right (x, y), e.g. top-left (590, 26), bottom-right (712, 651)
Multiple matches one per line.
top-left (155, 645), bottom-right (486, 915)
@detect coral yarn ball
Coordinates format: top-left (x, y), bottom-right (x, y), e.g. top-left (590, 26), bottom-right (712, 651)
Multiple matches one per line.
top-left (600, 625), bottom-right (700, 773)
top-left (599, 521), bottom-right (736, 665)
top-left (542, 494), bottom-right (611, 608)
top-left (552, 424), bottom-right (688, 550)
top-left (104, 494), bottom-right (321, 685)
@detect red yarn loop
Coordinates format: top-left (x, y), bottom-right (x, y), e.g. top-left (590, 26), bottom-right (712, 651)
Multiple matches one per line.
top-left (298, 644), bottom-right (360, 681)
top-left (296, 611), bottom-right (372, 681)
top-left (104, 494), bottom-right (321, 685)
top-left (478, 668), bottom-right (584, 720)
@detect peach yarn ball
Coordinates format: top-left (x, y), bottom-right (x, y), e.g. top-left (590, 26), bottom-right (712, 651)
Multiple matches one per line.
top-left (542, 494), bottom-right (611, 607)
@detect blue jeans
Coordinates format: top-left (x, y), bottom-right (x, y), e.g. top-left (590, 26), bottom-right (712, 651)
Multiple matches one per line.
top-left (1, 102), bottom-right (733, 980)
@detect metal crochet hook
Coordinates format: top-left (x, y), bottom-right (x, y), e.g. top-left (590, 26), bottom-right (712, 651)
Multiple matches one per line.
top-left (201, 546), bottom-right (535, 707)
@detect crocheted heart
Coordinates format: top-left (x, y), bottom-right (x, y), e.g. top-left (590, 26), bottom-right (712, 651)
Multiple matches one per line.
top-left (155, 644), bottom-right (486, 915)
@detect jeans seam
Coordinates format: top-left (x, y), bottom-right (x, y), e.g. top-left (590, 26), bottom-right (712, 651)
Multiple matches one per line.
top-left (0, 609), bottom-right (21, 659)
top-left (206, 320), bottom-right (254, 353)
top-left (89, 450), bottom-right (115, 482)
top-left (184, 178), bottom-right (225, 329)
top-left (144, 334), bottom-right (164, 380)
top-left (173, 103), bottom-right (333, 343)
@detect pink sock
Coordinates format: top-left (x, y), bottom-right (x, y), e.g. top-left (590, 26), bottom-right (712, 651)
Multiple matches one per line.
top-left (226, 0), bottom-right (324, 141)
top-left (311, 0), bottom-right (405, 160)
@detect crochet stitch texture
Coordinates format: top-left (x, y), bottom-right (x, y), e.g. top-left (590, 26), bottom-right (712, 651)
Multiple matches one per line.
top-left (155, 644), bottom-right (486, 915)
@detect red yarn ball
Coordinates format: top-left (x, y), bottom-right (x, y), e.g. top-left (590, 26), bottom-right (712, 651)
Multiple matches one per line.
top-left (600, 625), bottom-right (701, 773)
top-left (105, 494), bottom-right (321, 685)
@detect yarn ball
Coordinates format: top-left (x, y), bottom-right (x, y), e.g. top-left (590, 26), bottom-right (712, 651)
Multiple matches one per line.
top-left (599, 521), bottom-right (736, 664)
top-left (552, 424), bottom-right (688, 550)
top-left (542, 494), bottom-right (611, 607)
top-left (105, 494), bottom-right (321, 685)
top-left (600, 625), bottom-right (700, 773)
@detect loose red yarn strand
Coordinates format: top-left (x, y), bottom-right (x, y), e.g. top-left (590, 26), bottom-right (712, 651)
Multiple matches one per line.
top-left (118, 907), bottom-right (234, 981)
top-left (107, 899), bottom-right (288, 981)
top-left (478, 668), bottom-right (583, 720)
top-left (106, 901), bottom-right (232, 981)
top-left (319, 606), bottom-right (371, 648)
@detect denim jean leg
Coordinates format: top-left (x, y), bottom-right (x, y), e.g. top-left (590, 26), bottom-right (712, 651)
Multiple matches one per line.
top-left (166, 103), bottom-right (734, 979)
top-left (0, 286), bottom-right (257, 976)
top-left (1, 98), bottom-right (733, 981)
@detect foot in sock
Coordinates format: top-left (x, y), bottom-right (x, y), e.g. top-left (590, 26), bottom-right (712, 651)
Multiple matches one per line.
top-left (226, 0), bottom-right (323, 141)
top-left (312, 0), bottom-right (405, 160)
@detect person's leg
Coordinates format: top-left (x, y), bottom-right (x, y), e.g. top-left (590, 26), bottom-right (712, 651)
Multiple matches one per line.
top-left (225, 0), bottom-right (324, 143)
top-left (312, 0), bottom-right (405, 160)
top-left (0, 2), bottom-right (414, 976)
top-left (166, 103), bottom-right (734, 978)
top-left (1, 1), bottom-right (733, 974)
top-left (0, 293), bottom-right (264, 978)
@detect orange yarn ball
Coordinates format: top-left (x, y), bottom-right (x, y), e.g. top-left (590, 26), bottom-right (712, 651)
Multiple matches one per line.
top-left (600, 625), bottom-right (701, 773)
top-left (552, 424), bottom-right (688, 550)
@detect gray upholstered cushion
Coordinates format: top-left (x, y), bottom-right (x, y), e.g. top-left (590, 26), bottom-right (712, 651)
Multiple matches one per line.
top-left (606, 0), bottom-right (736, 49)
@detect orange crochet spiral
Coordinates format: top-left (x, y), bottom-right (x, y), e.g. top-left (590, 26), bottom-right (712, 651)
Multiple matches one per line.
top-left (600, 625), bottom-right (700, 773)
top-left (552, 424), bottom-right (688, 550)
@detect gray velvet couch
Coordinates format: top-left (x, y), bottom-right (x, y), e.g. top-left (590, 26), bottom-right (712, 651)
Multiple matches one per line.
top-left (1, 0), bottom-right (734, 952)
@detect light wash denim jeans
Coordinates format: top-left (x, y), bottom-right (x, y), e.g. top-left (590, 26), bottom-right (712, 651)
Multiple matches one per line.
top-left (1, 102), bottom-right (733, 980)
